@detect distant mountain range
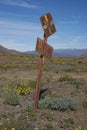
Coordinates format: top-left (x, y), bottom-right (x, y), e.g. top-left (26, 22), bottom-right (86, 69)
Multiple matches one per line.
top-left (53, 49), bottom-right (87, 57)
top-left (0, 45), bottom-right (20, 54)
top-left (25, 49), bottom-right (87, 57)
top-left (0, 44), bottom-right (87, 57)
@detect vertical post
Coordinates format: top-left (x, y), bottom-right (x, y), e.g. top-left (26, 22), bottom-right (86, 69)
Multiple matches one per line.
top-left (34, 35), bottom-right (47, 109)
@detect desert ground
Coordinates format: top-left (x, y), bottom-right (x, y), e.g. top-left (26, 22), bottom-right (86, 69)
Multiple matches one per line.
top-left (0, 52), bottom-right (87, 130)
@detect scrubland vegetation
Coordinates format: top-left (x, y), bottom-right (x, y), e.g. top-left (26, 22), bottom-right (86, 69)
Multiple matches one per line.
top-left (0, 53), bottom-right (87, 130)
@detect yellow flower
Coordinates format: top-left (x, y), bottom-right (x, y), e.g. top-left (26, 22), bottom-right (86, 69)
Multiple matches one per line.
top-left (75, 126), bottom-right (82, 130)
top-left (7, 118), bottom-right (10, 122)
top-left (75, 128), bottom-right (79, 130)
top-left (3, 128), bottom-right (7, 130)
top-left (12, 128), bottom-right (15, 130)
top-left (0, 121), bottom-right (3, 126)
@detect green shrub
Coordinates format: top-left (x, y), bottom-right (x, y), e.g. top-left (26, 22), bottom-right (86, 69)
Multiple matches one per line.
top-left (50, 97), bottom-right (78, 111)
top-left (44, 112), bottom-right (53, 122)
top-left (59, 97), bottom-right (71, 111)
top-left (49, 97), bottom-right (60, 110)
top-left (39, 96), bottom-right (51, 109)
top-left (43, 65), bottom-right (48, 71)
top-left (70, 80), bottom-right (81, 89)
top-left (39, 96), bottom-right (78, 111)
top-left (44, 123), bottom-right (57, 130)
top-left (27, 102), bottom-right (33, 110)
top-left (0, 117), bottom-right (32, 130)
top-left (70, 98), bottom-right (79, 110)
top-left (82, 100), bottom-right (87, 108)
top-left (61, 118), bottom-right (74, 128)
top-left (58, 74), bottom-right (82, 89)
top-left (3, 86), bottom-right (20, 106)
top-left (27, 80), bottom-right (36, 89)
top-left (58, 74), bottom-right (73, 82)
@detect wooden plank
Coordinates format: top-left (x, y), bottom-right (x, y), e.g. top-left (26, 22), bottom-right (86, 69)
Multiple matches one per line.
top-left (36, 38), bottom-right (43, 55)
top-left (36, 37), bottom-right (53, 59)
top-left (40, 13), bottom-right (56, 37)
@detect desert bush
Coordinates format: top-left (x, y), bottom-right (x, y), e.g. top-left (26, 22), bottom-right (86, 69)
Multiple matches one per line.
top-left (31, 64), bottom-right (37, 69)
top-left (50, 97), bottom-right (78, 111)
top-left (64, 68), bottom-right (75, 72)
top-left (70, 79), bottom-right (82, 89)
top-left (3, 86), bottom-right (20, 106)
top-left (58, 74), bottom-right (73, 82)
top-left (0, 63), bottom-right (10, 70)
top-left (48, 97), bottom-right (60, 110)
top-left (27, 80), bottom-right (36, 89)
top-left (58, 74), bottom-right (82, 89)
top-left (39, 96), bottom-right (51, 109)
top-left (43, 65), bottom-right (49, 71)
top-left (82, 100), bottom-right (87, 108)
top-left (0, 116), bottom-right (32, 130)
top-left (9, 80), bottom-right (36, 96)
top-left (39, 96), bottom-right (78, 111)
top-left (26, 102), bottom-right (33, 114)
top-left (61, 118), bottom-right (74, 128)
top-left (44, 123), bottom-right (57, 130)
top-left (44, 112), bottom-right (53, 122)
top-left (59, 97), bottom-right (72, 111)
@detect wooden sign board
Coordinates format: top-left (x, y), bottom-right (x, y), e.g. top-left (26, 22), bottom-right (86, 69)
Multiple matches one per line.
top-left (36, 38), bottom-right (53, 59)
top-left (40, 13), bottom-right (56, 38)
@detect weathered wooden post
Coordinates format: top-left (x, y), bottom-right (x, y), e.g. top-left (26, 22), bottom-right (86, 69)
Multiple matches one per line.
top-left (34, 13), bottom-right (56, 109)
top-left (34, 35), bottom-right (47, 108)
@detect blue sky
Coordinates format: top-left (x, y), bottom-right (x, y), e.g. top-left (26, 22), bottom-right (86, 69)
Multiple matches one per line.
top-left (0, 0), bottom-right (87, 51)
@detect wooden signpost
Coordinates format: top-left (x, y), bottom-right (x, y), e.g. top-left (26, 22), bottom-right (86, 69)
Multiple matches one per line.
top-left (36, 37), bottom-right (53, 59)
top-left (34, 13), bottom-right (56, 109)
top-left (40, 12), bottom-right (56, 37)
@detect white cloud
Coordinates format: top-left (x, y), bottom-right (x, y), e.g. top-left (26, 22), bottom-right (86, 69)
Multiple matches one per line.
top-left (0, 20), bottom-right (41, 36)
top-left (0, 0), bottom-right (39, 9)
top-left (0, 39), bottom-right (35, 51)
top-left (72, 15), bottom-right (87, 20)
top-left (51, 35), bottom-right (87, 49)
top-left (68, 35), bottom-right (87, 48)
top-left (0, 11), bottom-right (31, 18)
top-left (0, 19), bottom-right (43, 51)
top-left (59, 20), bottom-right (78, 25)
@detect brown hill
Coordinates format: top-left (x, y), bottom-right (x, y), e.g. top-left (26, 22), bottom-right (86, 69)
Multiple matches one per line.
top-left (0, 44), bottom-right (20, 54)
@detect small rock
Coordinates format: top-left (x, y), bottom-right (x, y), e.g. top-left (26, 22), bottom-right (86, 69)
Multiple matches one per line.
top-left (16, 105), bottom-right (20, 108)
top-left (34, 128), bottom-right (39, 130)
